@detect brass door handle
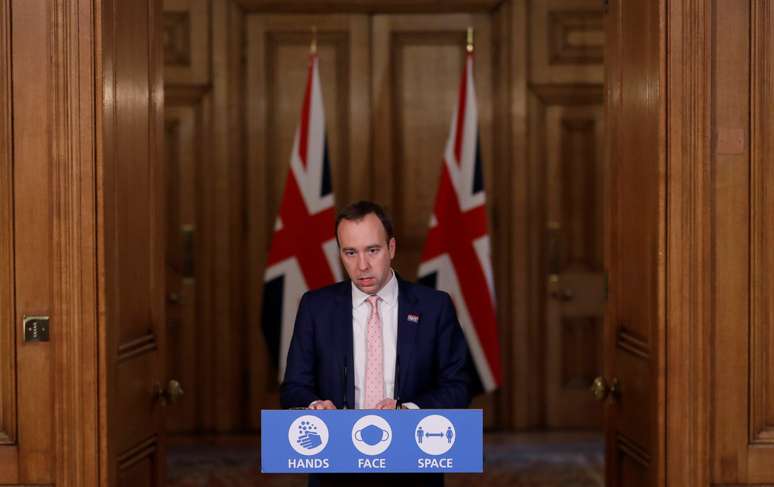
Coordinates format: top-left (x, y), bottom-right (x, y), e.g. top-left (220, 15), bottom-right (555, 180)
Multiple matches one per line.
top-left (591, 376), bottom-right (619, 401)
top-left (155, 379), bottom-right (184, 406)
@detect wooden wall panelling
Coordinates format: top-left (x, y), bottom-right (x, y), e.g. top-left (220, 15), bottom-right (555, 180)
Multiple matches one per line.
top-left (101, 0), bottom-right (166, 484)
top-left (530, 0), bottom-right (604, 85)
top-left (710, 1), bottom-right (752, 484)
top-left (664, 0), bottom-right (711, 485)
top-left (750, 0), bottom-right (774, 461)
top-left (164, 0), bottom-right (211, 85)
top-left (665, 0), bottom-right (774, 484)
top-left (371, 13), bottom-right (501, 425)
top-left (245, 13), bottom-right (369, 428)
top-left (210, 0), bottom-right (246, 432)
top-left (10, 0), bottom-right (54, 482)
top-left (235, 0), bottom-right (503, 14)
top-left (496, 0), bottom-right (532, 431)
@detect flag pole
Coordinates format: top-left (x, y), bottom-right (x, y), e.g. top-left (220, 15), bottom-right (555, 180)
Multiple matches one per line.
top-left (467, 26), bottom-right (474, 53)
top-left (311, 26), bottom-right (318, 55)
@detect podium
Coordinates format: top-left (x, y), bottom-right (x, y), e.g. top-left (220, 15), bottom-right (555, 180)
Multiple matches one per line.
top-left (260, 409), bottom-right (483, 476)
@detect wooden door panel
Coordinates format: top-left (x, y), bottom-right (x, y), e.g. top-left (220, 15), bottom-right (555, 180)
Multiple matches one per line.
top-left (613, 348), bottom-right (651, 448)
top-left (117, 437), bottom-right (160, 487)
top-left (605, 0), bottom-right (664, 485)
top-left (114, 0), bottom-right (154, 345)
top-left (371, 13), bottom-right (499, 421)
top-left (616, 449), bottom-right (649, 487)
top-left (247, 14), bottom-right (370, 239)
top-left (712, 0), bottom-right (774, 483)
top-left (116, 354), bottom-right (160, 449)
top-left (709, 2), bottom-right (750, 482)
top-left (390, 36), bottom-right (459, 260)
top-left (164, 104), bottom-right (202, 434)
top-left (8, 0), bottom-right (55, 482)
top-left (372, 13), bottom-right (494, 282)
top-left (543, 100), bottom-right (604, 429)
top-left (530, 0), bottom-right (604, 85)
top-left (245, 14), bottom-right (370, 420)
top-left (102, 0), bottom-right (166, 485)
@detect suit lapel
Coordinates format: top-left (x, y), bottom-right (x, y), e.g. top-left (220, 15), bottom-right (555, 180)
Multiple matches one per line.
top-left (334, 281), bottom-right (355, 408)
top-left (396, 277), bottom-right (418, 401)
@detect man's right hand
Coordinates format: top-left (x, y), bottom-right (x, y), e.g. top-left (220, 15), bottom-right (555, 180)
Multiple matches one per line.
top-left (308, 400), bottom-right (336, 410)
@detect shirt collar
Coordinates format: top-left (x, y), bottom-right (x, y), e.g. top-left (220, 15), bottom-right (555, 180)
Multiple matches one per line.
top-left (351, 270), bottom-right (398, 309)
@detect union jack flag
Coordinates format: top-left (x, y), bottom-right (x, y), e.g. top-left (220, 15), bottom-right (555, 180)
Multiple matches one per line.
top-left (262, 53), bottom-right (341, 380)
top-left (418, 50), bottom-right (502, 392)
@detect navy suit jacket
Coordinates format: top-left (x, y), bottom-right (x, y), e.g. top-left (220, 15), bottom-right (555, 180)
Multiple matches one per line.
top-left (280, 277), bottom-right (471, 409)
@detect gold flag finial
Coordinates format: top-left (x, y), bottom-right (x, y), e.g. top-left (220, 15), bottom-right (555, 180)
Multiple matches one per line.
top-left (467, 27), bottom-right (474, 53)
top-left (311, 26), bottom-right (318, 54)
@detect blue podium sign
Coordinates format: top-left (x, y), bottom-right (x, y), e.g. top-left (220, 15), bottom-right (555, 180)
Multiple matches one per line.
top-left (260, 409), bottom-right (483, 473)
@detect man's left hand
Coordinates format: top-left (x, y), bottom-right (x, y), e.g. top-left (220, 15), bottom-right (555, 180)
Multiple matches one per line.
top-left (374, 398), bottom-right (398, 409)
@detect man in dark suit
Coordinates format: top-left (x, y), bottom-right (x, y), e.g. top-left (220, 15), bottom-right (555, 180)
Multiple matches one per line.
top-left (281, 200), bottom-right (471, 410)
top-left (280, 201), bottom-right (471, 486)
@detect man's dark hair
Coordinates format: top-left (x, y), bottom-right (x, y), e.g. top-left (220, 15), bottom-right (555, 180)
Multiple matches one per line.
top-left (335, 201), bottom-right (394, 245)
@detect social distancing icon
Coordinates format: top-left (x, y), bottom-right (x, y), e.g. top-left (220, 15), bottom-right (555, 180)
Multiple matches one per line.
top-left (415, 414), bottom-right (456, 455)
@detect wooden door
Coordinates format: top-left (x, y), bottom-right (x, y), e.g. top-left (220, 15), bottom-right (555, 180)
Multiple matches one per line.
top-left (705, 1), bottom-right (774, 483)
top-left (526, 0), bottom-right (606, 430)
top-left (0, 0), bottom-right (56, 482)
top-left (604, 0), bottom-right (665, 485)
top-left (164, 104), bottom-right (200, 434)
top-left (544, 102), bottom-right (605, 429)
top-left (101, 0), bottom-right (168, 485)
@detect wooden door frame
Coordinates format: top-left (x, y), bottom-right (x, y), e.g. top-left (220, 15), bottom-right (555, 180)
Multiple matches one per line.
top-left (50, 0), bottom-right (101, 486)
top-left (665, 0), bottom-right (711, 486)
top-left (39, 1), bottom-right (718, 486)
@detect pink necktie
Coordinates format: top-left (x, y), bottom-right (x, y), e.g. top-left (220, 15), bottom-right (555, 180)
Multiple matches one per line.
top-left (364, 295), bottom-right (384, 409)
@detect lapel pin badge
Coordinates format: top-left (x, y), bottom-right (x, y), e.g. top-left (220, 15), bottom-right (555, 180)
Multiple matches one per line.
top-left (407, 313), bottom-right (420, 323)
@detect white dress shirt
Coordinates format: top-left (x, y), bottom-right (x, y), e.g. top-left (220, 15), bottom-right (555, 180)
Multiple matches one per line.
top-left (351, 271), bottom-right (399, 409)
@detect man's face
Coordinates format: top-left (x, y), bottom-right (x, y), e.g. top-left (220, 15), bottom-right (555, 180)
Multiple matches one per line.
top-left (337, 213), bottom-right (396, 295)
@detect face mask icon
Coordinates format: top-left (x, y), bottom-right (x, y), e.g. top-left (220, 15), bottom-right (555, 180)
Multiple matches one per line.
top-left (354, 424), bottom-right (390, 445)
top-left (351, 415), bottom-right (393, 455)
